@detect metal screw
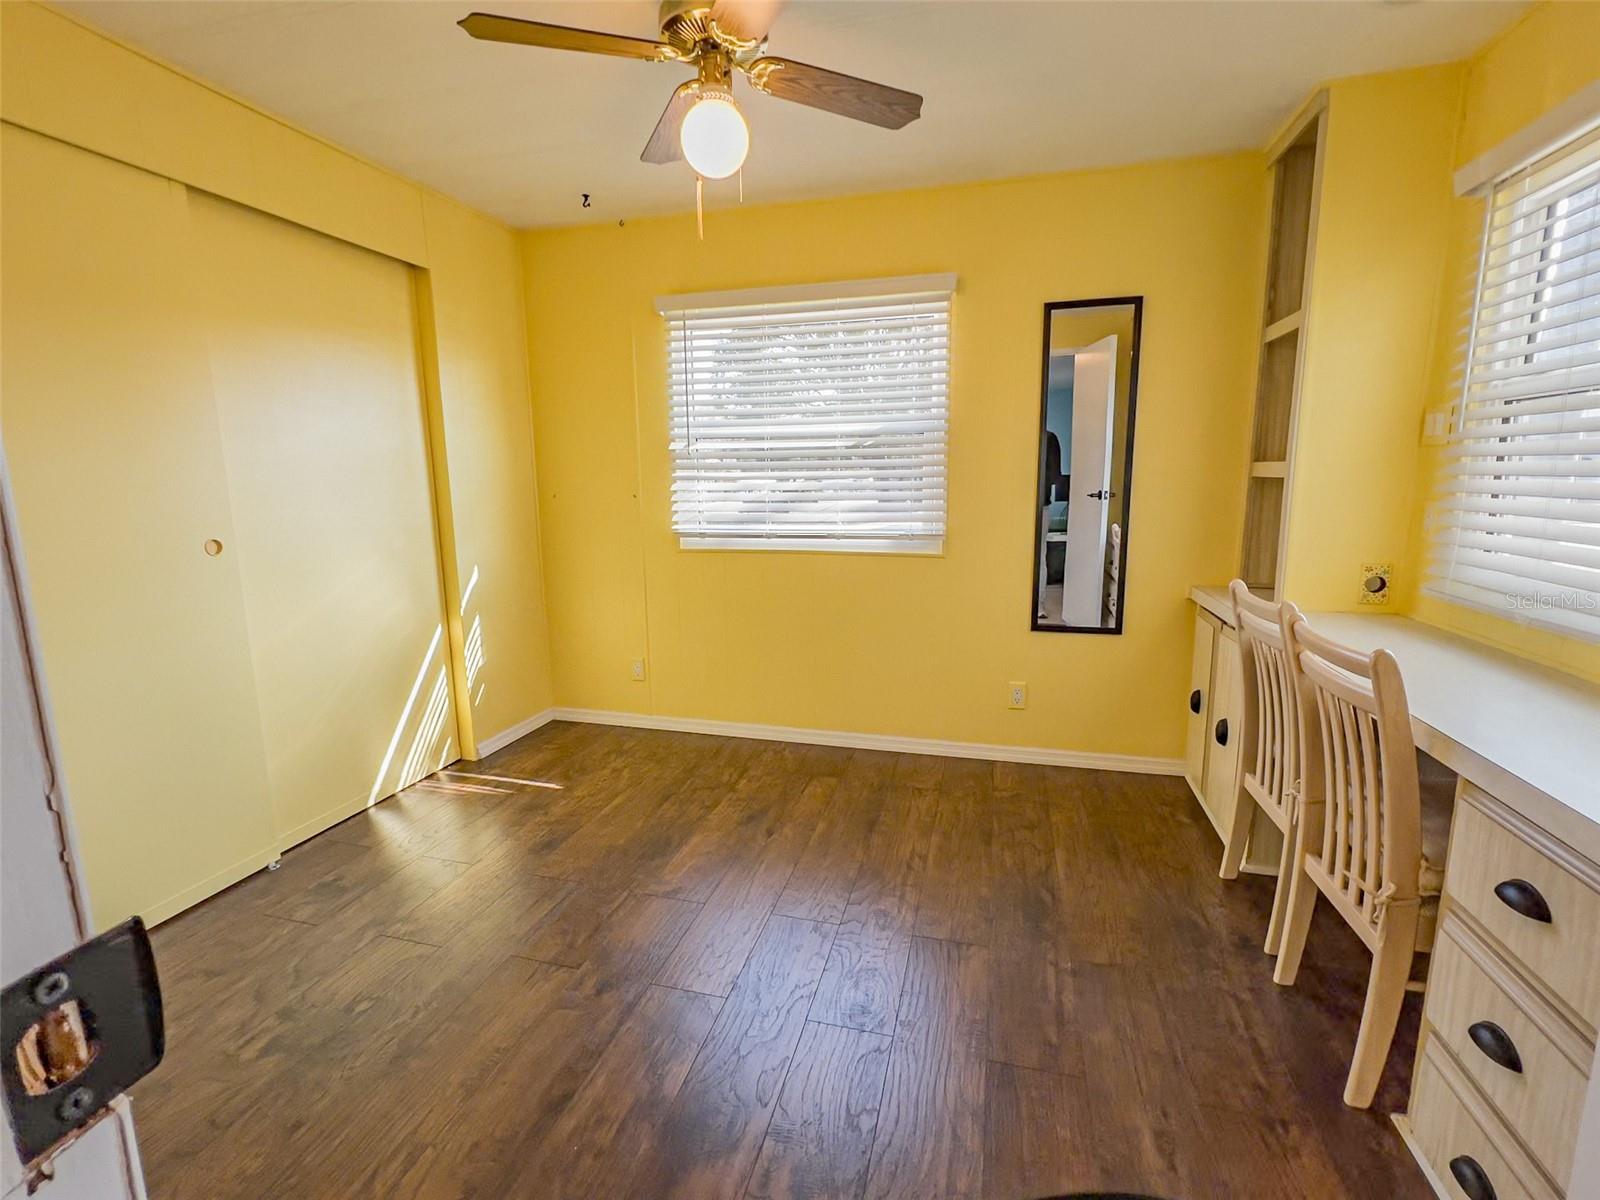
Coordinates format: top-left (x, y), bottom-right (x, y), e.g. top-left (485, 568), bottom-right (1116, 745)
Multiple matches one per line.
top-left (32, 971), bottom-right (69, 1007)
top-left (58, 1087), bottom-right (94, 1123)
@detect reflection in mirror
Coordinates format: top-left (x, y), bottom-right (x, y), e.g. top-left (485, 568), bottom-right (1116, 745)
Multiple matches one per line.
top-left (1031, 297), bottom-right (1142, 633)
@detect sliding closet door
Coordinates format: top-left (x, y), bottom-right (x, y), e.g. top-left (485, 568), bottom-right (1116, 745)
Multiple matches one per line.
top-left (0, 127), bottom-right (276, 930)
top-left (188, 193), bottom-right (456, 845)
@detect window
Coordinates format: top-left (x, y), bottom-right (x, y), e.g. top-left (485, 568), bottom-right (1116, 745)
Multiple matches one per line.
top-left (1425, 125), bottom-right (1600, 639)
top-left (658, 274), bottom-right (954, 552)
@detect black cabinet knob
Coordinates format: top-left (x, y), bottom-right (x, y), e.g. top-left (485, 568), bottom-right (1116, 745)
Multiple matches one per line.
top-left (1449, 1155), bottom-right (1497, 1200)
top-left (1189, 689), bottom-right (1202, 714)
top-left (1467, 1021), bottom-right (1523, 1074)
top-left (1214, 718), bottom-right (1228, 747)
top-left (1493, 878), bottom-right (1553, 924)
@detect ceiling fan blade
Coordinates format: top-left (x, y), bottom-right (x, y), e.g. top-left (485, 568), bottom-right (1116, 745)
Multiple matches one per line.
top-left (642, 83), bottom-right (699, 164)
top-left (458, 12), bottom-right (681, 62)
top-left (709, 0), bottom-right (782, 46)
top-left (744, 57), bottom-right (921, 130)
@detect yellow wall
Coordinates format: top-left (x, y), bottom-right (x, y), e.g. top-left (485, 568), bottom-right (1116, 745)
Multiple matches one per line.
top-left (1281, 64), bottom-right (1466, 612)
top-left (419, 192), bottom-right (556, 740)
top-left (1454, 1), bottom-right (1600, 166)
top-left (1401, 2), bottom-right (1600, 681)
top-left (522, 156), bottom-right (1268, 761)
top-left (1, 3), bottom-right (554, 927)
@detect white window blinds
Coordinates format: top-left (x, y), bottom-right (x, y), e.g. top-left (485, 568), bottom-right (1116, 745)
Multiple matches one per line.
top-left (1425, 124), bottom-right (1600, 638)
top-left (658, 274), bottom-right (955, 552)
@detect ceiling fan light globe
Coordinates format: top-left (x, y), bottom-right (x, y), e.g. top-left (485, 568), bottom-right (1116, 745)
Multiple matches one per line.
top-left (679, 94), bottom-right (749, 179)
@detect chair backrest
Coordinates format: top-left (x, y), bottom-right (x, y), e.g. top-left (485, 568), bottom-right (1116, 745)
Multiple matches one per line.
top-left (1287, 615), bottom-right (1424, 930)
top-left (1229, 580), bottom-right (1303, 825)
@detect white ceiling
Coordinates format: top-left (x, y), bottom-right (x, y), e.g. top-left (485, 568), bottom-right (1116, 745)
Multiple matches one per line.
top-left (59, 0), bottom-right (1527, 228)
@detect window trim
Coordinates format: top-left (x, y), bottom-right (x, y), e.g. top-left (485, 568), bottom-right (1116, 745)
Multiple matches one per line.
top-left (653, 273), bottom-right (958, 318)
top-left (657, 273), bottom-right (956, 555)
top-left (679, 535), bottom-right (945, 556)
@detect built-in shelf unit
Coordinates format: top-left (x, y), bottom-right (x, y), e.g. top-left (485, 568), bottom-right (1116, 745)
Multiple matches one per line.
top-left (1240, 92), bottom-right (1326, 595)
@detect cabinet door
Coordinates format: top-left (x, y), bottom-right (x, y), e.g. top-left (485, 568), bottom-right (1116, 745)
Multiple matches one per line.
top-left (1185, 612), bottom-right (1218, 798)
top-left (1202, 627), bottom-right (1243, 839)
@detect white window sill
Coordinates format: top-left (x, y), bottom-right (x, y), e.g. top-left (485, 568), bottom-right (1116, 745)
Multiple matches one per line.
top-left (677, 536), bottom-right (944, 556)
top-left (1423, 582), bottom-right (1600, 644)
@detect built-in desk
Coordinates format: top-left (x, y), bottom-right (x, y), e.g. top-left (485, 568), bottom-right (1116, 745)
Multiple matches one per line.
top-left (1189, 585), bottom-right (1600, 858)
top-left (1187, 586), bottom-right (1600, 1200)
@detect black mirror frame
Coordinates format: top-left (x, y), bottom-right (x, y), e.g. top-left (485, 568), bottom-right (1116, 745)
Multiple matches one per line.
top-left (1029, 295), bottom-right (1144, 635)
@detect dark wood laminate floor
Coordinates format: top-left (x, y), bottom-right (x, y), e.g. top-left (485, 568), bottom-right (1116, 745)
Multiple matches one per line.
top-left (135, 722), bottom-right (1431, 1199)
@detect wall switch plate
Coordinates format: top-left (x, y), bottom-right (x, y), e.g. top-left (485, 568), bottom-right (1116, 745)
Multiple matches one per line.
top-left (1359, 563), bottom-right (1394, 606)
top-left (1008, 682), bottom-right (1027, 710)
top-left (1421, 406), bottom-right (1455, 447)
top-left (630, 659), bottom-right (646, 682)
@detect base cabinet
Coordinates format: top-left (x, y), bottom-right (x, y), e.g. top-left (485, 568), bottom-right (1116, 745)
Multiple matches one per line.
top-left (1185, 605), bottom-right (1282, 874)
top-left (1184, 610), bottom-right (1218, 797)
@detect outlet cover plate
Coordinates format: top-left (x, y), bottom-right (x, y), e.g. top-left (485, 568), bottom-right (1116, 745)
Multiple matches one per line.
top-left (1008, 682), bottom-right (1027, 710)
top-left (1359, 563), bottom-right (1394, 606)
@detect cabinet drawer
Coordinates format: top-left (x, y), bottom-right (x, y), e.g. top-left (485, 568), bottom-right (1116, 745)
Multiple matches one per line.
top-left (1424, 915), bottom-right (1589, 1190)
top-left (1409, 1038), bottom-right (1559, 1200)
top-left (1447, 788), bottom-right (1600, 1034)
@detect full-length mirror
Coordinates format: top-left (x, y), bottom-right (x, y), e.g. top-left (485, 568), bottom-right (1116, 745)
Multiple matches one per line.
top-left (1032, 297), bottom-right (1142, 633)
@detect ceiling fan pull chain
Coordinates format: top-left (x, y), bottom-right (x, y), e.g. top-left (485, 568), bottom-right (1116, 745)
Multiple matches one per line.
top-left (696, 175), bottom-right (705, 240)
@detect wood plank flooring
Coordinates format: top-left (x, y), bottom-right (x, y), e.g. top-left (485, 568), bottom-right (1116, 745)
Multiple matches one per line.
top-left (134, 722), bottom-right (1431, 1199)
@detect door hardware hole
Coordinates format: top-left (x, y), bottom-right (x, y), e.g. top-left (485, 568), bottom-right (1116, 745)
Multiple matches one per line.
top-left (15, 999), bottom-right (99, 1096)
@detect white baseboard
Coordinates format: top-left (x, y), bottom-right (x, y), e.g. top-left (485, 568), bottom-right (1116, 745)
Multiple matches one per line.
top-left (276, 791), bottom-right (372, 852)
top-left (143, 844), bottom-right (280, 928)
top-left (545, 706), bottom-right (1183, 775)
top-left (473, 708), bottom-right (558, 758)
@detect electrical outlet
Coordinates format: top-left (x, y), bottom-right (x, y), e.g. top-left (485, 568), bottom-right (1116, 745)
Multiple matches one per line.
top-left (630, 658), bottom-right (647, 681)
top-left (1008, 681), bottom-right (1027, 710)
top-left (1359, 563), bottom-right (1393, 606)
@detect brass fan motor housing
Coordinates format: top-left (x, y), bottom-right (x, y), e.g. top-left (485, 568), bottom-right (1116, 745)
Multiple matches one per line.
top-left (658, 1), bottom-right (769, 64)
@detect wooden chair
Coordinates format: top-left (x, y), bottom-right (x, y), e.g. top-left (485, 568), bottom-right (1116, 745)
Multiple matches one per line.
top-left (1219, 580), bottom-right (1304, 957)
top-left (1271, 614), bottom-right (1453, 1108)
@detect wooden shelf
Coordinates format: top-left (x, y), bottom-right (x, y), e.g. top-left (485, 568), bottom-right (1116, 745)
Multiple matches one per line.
top-left (1240, 94), bottom-right (1324, 593)
top-left (1240, 475), bottom-right (1286, 592)
top-left (1263, 311), bottom-right (1302, 344)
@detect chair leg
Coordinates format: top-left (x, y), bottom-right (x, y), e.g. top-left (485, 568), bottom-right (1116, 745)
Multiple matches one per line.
top-left (1271, 858), bottom-right (1318, 987)
top-left (1263, 814), bottom-right (1297, 956)
top-left (1219, 794), bottom-right (1253, 881)
top-left (1343, 907), bottom-right (1419, 1109)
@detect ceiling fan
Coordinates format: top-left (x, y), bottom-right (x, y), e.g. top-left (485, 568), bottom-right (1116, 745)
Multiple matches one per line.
top-left (458, 2), bottom-right (923, 184)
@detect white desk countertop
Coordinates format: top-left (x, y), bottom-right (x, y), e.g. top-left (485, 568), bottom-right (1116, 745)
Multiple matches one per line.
top-left (1189, 586), bottom-right (1600, 858)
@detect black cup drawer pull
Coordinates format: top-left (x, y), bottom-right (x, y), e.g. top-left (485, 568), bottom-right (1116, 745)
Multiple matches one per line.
top-left (1449, 1155), bottom-right (1496, 1200)
top-left (1467, 1020), bottom-right (1523, 1074)
top-left (1214, 718), bottom-right (1228, 747)
top-left (1189, 688), bottom-right (1202, 714)
top-left (1493, 878), bottom-right (1553, 924)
